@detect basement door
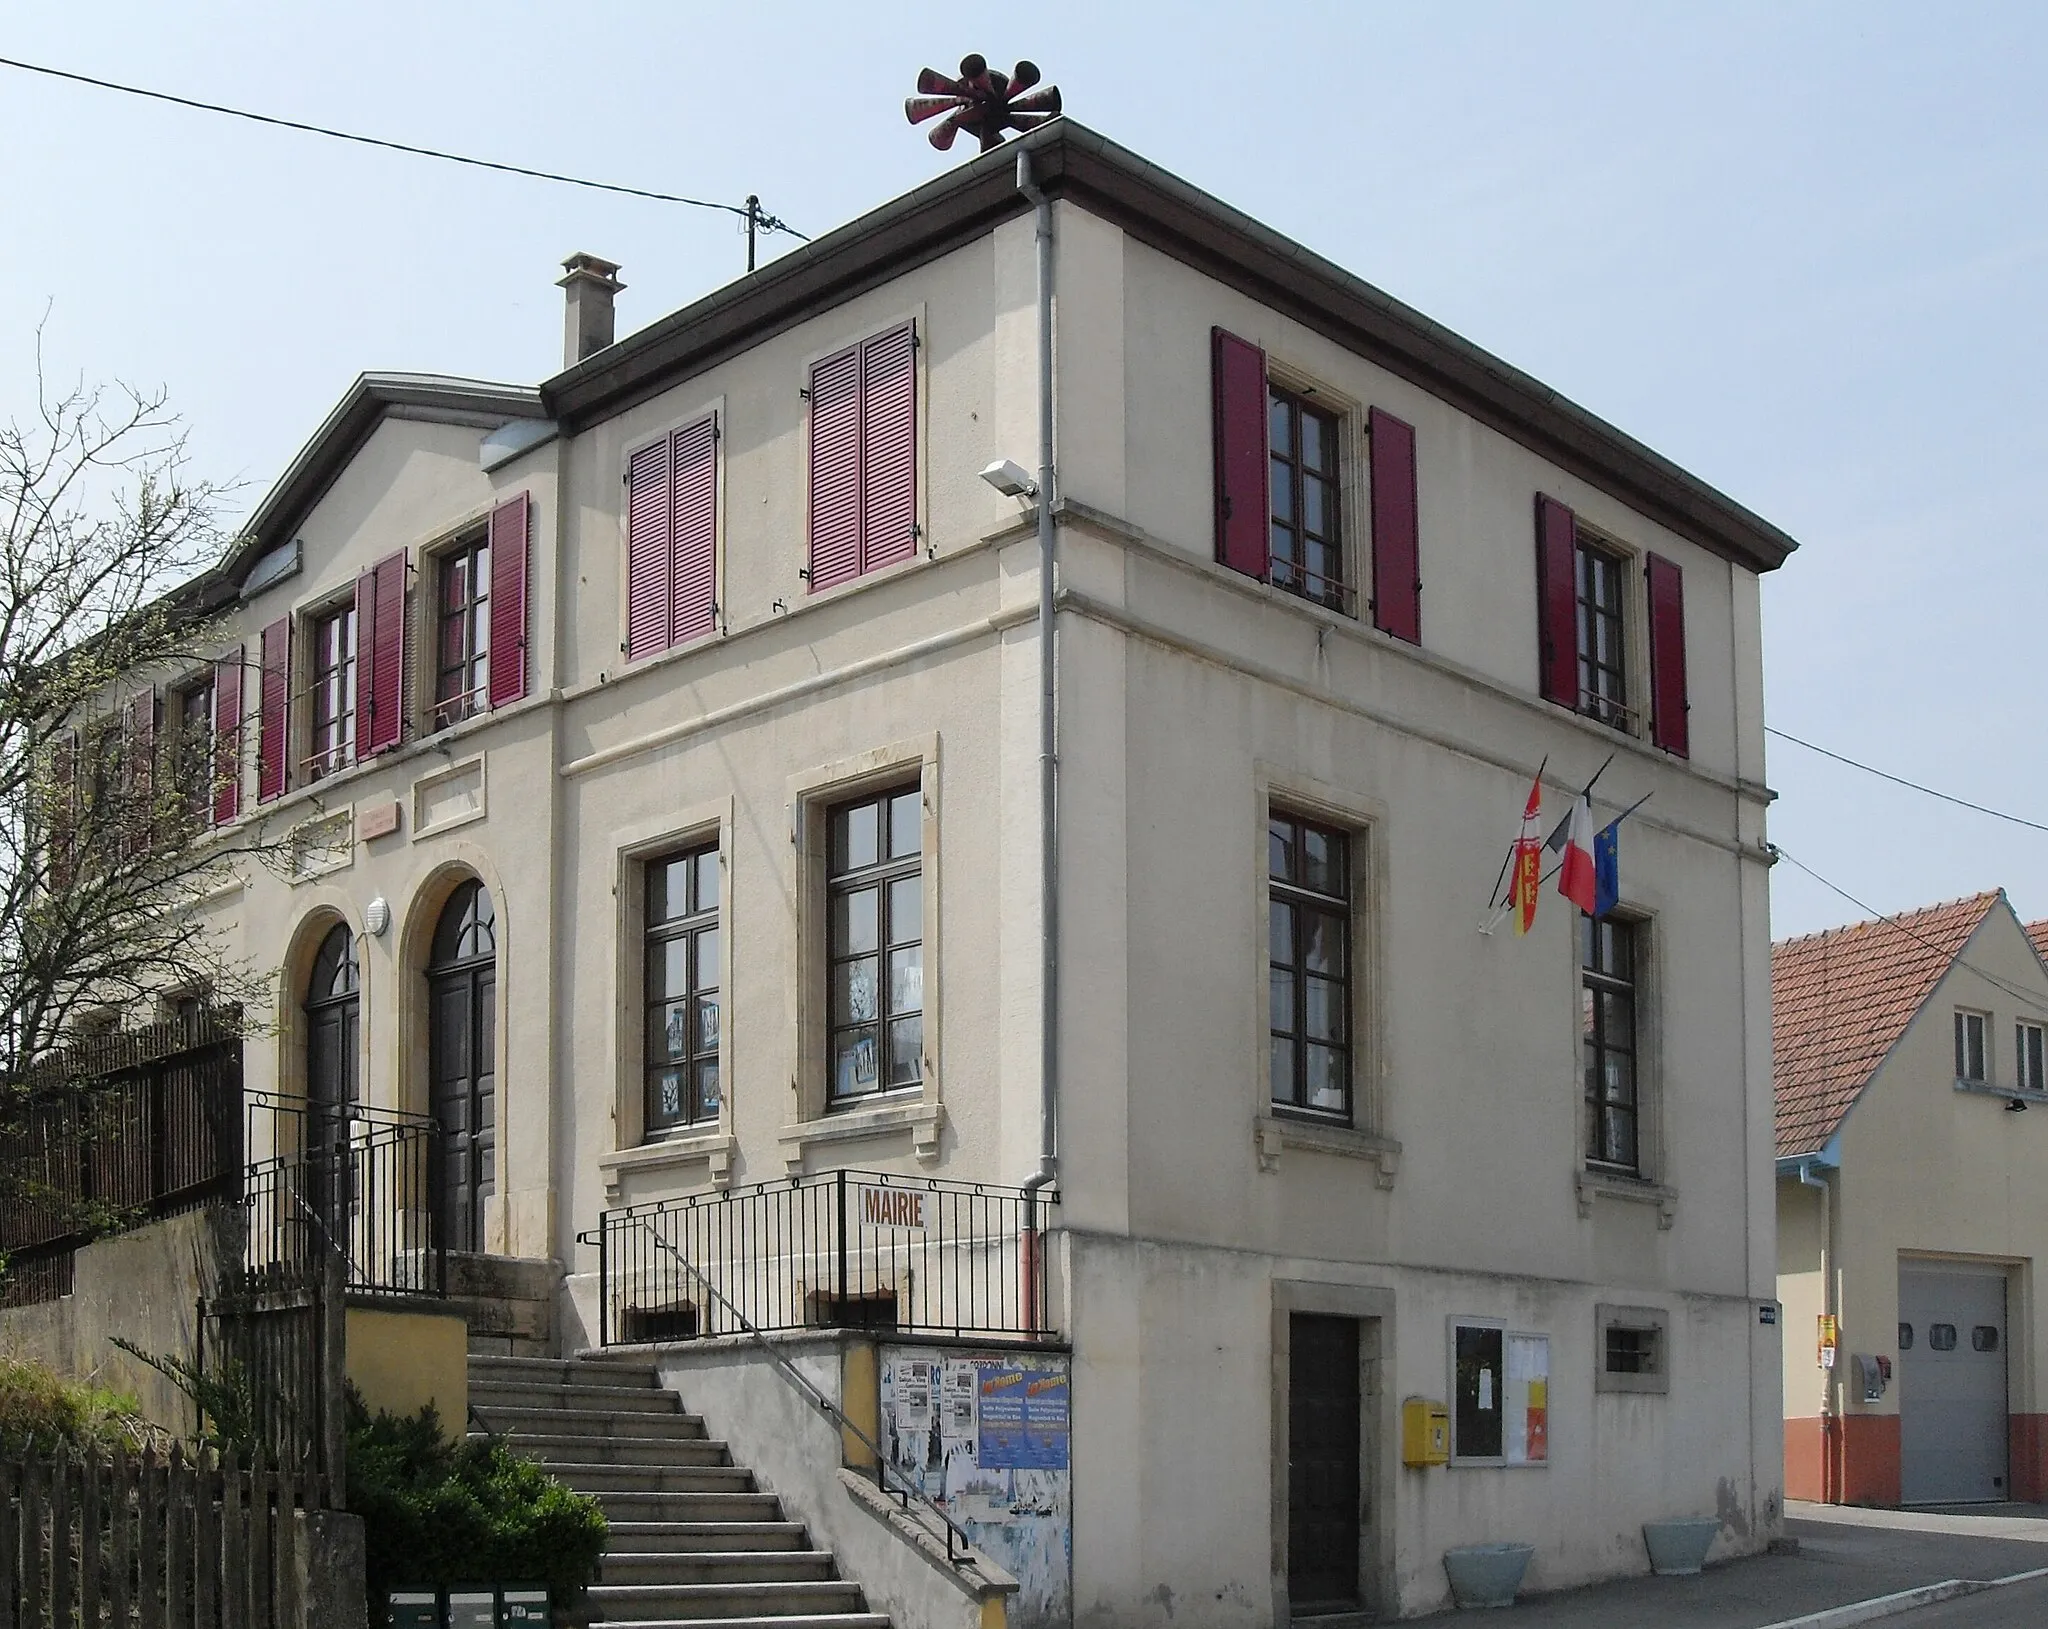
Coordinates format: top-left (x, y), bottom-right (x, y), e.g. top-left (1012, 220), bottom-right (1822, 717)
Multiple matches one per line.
top-left (1288, 1314), bottom-right (1362, 1612)
top-left (1899, 1265), bottom-right (2008, 1503)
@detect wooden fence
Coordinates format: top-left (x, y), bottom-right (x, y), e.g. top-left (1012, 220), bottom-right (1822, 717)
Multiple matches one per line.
top-left (0, 1439), bottom-right (330, 1629)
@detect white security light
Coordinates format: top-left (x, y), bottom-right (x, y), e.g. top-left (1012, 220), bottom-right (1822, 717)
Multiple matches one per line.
top-left (979, 458), bottom-right (1037, 499)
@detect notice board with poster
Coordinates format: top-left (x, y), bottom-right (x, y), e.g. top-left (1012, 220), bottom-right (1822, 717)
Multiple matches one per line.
top-left (878, 1346), bottom-right (1071, 1629)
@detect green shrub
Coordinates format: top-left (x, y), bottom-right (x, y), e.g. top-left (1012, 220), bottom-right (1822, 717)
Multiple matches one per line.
top-left (0, 1354), bottom-right (158, 1453)
top-left (347, 1394), bottom-right (607, 1622)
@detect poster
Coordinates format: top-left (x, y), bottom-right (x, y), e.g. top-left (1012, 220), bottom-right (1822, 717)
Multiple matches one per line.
top-left (1504, 1333), bottom-right (1549, 1466)
top-left (880, 1346), bottom-right (1072, 1629)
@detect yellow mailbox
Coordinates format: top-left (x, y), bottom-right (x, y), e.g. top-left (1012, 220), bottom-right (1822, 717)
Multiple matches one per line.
top-left (1401, 1396), bottom-right (1450, 1467)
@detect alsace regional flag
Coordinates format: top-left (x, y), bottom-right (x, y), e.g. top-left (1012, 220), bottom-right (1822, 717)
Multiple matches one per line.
top-left (1509, 773), bottom-right (1544, 935)
top-left (1557, 793), bottom-right (1598, 914)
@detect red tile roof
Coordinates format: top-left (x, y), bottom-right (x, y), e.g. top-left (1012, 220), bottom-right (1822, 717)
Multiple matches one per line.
top-left (2027, 919), bottom-right (2048, 967)
top-left (1773, 892), bottom-right (2002, 1158)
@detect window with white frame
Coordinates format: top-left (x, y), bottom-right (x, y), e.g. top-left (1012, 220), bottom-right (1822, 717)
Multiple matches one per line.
top-left (1955, 1009), bottom-right (1989, 1084)
top-left (825, 785), bottom-right (924, 1106)
top-left (643, 844), bottom-right (720, 1137)
top-left (1582, 913), bottom-right (1641, 1172)
top-left (2019, 1021), bottom-right (2045, 1094)
top-left (1268, 810), bottom-right (1353, 1120)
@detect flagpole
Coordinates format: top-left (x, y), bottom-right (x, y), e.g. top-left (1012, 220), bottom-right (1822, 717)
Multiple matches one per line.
top-left (1543, 752), bottom-right (1616, 849)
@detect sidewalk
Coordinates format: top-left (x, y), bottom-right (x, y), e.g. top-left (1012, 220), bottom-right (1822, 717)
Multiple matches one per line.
top-left (1415, 1502), bottom-right (2048, 1626)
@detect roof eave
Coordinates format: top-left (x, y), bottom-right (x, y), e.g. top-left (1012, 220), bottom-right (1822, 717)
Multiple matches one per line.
top-left (544, 119), bottom-right (1795, 575)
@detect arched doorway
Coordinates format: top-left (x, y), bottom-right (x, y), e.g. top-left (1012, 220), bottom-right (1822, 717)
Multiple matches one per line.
top-left (427, 880), bottom-right (496, 1253)
top-left (303, 922), bottom-right (360, 1240)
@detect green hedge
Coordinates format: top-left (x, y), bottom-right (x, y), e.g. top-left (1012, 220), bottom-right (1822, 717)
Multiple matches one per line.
top-left (346, 1396), bottom-right (607, 1621)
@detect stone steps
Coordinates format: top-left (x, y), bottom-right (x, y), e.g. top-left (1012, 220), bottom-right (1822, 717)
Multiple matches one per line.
top-left (468, 1353), bottom-right (886, 1629)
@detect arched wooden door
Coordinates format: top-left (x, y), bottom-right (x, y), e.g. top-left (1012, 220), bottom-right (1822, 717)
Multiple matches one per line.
top-left (303, 923), bottom-right (360, 1241)
top-left (427, 881), bottom-right (496, 1254)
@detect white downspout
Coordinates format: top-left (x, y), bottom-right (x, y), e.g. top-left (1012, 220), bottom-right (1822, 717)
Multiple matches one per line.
top-left (1016, 147), bottom-right (1058, 1328)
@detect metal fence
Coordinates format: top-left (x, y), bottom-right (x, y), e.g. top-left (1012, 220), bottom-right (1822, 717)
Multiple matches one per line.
top-left (237, 1096), bottom-right (444, 1300)
top-left (589, 1168), bottom-right (1053, 1346)
top-left (0, 1014), bottom-right (243, 1308)
top-left (0, 1438), bottom-right (329, 1629)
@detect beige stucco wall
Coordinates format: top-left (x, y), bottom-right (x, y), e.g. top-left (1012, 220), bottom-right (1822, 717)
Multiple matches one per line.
top-left (151, 191), bottom-right (1777, 1619)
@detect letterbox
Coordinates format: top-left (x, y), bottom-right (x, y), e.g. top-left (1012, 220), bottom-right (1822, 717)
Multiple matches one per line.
top-left (446, 1591), bottom-right (498, 1629)
top-left (1851, 1353), bottom-right (1888, 1405)
top-left (1401, 1396), bottom-right (1450, 1466)
top-left (387, 1593), bottom-right (440, 1629)
top-left (500, 1589), bottom-right (550, 1628)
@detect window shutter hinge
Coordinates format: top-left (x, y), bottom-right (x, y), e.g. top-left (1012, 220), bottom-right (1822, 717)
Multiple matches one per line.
top-left (799, 387), bottom-right (812, 401)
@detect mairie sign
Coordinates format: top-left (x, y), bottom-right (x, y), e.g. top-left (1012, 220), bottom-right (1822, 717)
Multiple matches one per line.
top-left (857, 1183), bottom-right (928, 1232)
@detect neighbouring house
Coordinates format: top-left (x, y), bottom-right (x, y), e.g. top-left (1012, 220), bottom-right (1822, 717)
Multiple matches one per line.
top-left (30, 119), bottom-right (1793, 1623)
top-left (1776, 890), bottom-right (2048, 1507)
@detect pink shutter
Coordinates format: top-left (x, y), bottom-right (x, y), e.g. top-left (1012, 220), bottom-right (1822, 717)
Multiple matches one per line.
top-left (49, 731), bottom-right (76, 890)
top-left (487, 495), bottom-right (530, 706)
top-left (257, 617), bottom-right (290, 802)
top-left (807, 343), bottom-right (862, 591)
top-left (625, 439), bottom-right (673, 658)
top-left (360, 551), bottom-right (407, 753)
top-left (1367, 407), bottom-right (1421, 644)
top-left (669, 417), bottom-right (718, 645)
top-left (1646, 553), bottom-right (1690, 757)
top-left (1212, 328), bottom-right (1270, 579)
top-left (859, 323), bottom-right (918, 574)
top-left (127, 690), bottom-right (156, 852)
top-left (1535, 495), bottom-right (1579, 708)
top-left (213, 652), bottom-right (243, 824)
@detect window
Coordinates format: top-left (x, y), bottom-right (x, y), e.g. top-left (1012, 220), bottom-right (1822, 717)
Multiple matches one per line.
top-left (1973, 1325), bottom-right (2000, 1353)
top-left (1929, 1323), bottom-right (1957, 1352)
top-left (1597, 1305), bottom-right (1669, 1395)
top-left (1267, 386), bottom-right (1346, 611)
top-left (1269, 812), bottom-right (1351, 1119)
top-left (1536, 495), bottom-right (1689, 756)
top-left (175, 678), bottom-right (215, 827)
top-left (1576, 539), bottom-right (1630, 731)
top-left (1955, 1010), bottom-right (1988, 1083)
top-left (826, 786), bottom-right (923, 1106)
top-left (307, 604), bottom-right (357, 779)
top-left (2019, 1022), bottom-right (2045, 1094)
top-left (807, 325), bottom-right (918, 592)
top-left (644, 845), bottom-right (720, 1135)
top-left (434, 534), bottom-right (490, 729)
top-left (1582, 914), bottom-right (1640, 1172)
top-left (1898, 1323), bottom-right (1914, 1350)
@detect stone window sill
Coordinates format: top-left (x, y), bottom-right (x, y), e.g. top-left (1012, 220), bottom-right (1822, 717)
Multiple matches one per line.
top-left (598, 1130), bottom-right (735, 1200)
top-left (1576, 1168), bottom-right (1677, 1229)
top-left (1254, 1113), bottom-right (1401, 1189)
top-left (779, 1098), bottom-right (944, 1171)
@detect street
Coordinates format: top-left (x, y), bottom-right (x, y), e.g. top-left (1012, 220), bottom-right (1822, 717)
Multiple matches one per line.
top-left (1883, 1573), bottom-right (2048, 1626)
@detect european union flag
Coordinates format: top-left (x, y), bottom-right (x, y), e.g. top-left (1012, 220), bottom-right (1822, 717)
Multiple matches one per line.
top-left (1593, 820), bottom-right (1621, 918)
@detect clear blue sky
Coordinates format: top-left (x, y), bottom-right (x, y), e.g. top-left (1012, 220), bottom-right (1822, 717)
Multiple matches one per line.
top-left (5, 2), bottom-right (2043, 939)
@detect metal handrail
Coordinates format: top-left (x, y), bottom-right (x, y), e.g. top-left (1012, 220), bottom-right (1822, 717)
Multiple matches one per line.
top-left (579, 1221), bottom-right (984, 1569)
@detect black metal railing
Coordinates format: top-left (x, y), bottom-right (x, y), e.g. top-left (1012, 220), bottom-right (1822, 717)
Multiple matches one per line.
top-left (0, 1010), bottom-right (243, 1306)
top-left (236, 1095), bottom-right (444, 1299)
top-left (587, 1168), bottom-right (1053, 1346)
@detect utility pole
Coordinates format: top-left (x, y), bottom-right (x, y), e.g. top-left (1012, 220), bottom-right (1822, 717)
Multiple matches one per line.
top-left (746, 194), bottom-right (760, 273)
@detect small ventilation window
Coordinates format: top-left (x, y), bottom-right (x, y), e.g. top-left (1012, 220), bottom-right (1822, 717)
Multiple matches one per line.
top-left (1930, 1323), bottom-right (1958, 1352)
top-left (1898, 1323), bottom-right (1914, 1351)
top-left (622, 1302), bottom-right (698, 1342)
top-left (1973, 1326), bottom-right (2000, 1353)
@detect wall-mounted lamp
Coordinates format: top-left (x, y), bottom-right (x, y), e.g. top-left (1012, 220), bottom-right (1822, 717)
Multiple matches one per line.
top-left (2007, 1096), bottom-right (2029, 1113)
top-left (365, 897), bottom-right (391, 938)
top-left (979, 458), bottom-right (1037, 499)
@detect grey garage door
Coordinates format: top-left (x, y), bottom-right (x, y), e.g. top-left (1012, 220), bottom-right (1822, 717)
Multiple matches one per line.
top-left (1899, 1265), bottom-right (2008, 1503)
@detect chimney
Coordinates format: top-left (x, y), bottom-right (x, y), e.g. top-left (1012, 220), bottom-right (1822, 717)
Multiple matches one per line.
top-left (558, 253), bottom-right (625, 367)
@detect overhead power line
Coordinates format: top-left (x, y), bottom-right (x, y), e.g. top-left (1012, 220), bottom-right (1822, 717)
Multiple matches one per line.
top-left (0, 54), bottom-right (807, 243)
top-left (1772, 844), bottom-right (2048, 1021)
top-left (1767, 725), bottom-right (2048, 837)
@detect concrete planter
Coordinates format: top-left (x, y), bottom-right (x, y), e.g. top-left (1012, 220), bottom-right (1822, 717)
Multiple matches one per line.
top-left (1442, 1542), bottom-right (1534, 1608)
top-left (1642, 1517), bottom-right (1721, 1576)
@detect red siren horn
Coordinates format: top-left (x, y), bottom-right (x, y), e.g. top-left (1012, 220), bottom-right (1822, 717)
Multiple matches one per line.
top-left (903, 54), bottom-right (1062, 156)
